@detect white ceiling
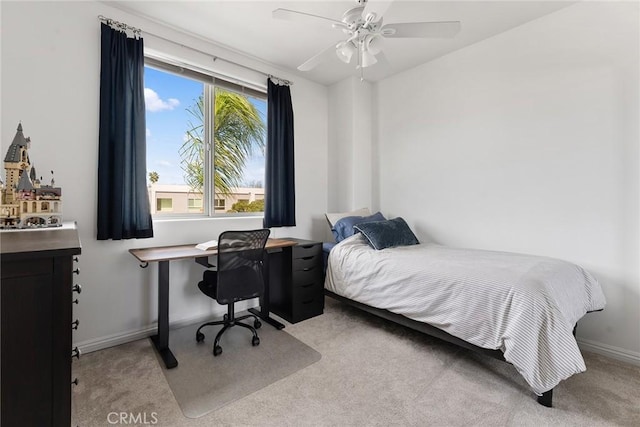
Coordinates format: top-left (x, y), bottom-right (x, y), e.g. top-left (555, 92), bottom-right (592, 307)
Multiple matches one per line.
top-left (109, 1), bottom-right (573, 86)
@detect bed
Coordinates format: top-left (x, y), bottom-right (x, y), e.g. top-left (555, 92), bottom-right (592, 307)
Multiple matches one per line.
top-left (323, 215), bottom-right (606, 407)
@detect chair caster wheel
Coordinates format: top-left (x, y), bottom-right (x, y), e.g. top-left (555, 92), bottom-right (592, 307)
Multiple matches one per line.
top-left (254, 319), bottom-right (262, 329)
top-left (213, 345), bottom-right (222, 356)
top-left (252, 336), bottom-right (260, 346)
top-left (196, 331), bottom-right (205, 343)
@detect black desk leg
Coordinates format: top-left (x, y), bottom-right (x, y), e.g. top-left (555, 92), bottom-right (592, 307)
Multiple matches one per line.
top-left (150, 260), bottom-right (178, 369)
top-left (249, 248), bottom-right (285, 330)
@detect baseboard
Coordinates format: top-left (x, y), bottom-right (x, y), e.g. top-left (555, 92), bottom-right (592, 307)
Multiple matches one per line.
top-left (74, 312), bottom-right (221, 355)
top-left (578, 338), bottom-right (640, 366)
top-left (77, 312), bottom-right (640, 367)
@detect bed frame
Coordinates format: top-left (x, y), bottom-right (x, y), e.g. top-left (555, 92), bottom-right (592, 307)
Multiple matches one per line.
top-left (324, 289), bottom-right (555, 407)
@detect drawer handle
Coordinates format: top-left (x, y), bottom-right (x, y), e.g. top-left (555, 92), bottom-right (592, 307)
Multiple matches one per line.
top-left (72, 378), bottom-right (79, 386)
top-left (301, 256), bottom-right (314, 261)
top-left (72, 284), bottom-right (82, 294)
top-left (73, 268), bottom-right (80, 275)
top-left (71, 347), bottom-right (81, 360)
top-left (300, 244), bottom-right (314, 249)
top-left (72, 319), bottom-right (80, 330)
top-left (302, 267), bottom-right (315, 272)
top-left (72, 298), bottom-right (79, 305)
top-left (301, 283), bottom-right (315, 288)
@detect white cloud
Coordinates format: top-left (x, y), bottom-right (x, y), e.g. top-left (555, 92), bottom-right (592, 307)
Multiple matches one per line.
top-left (146, 128), bottom-right (151, 137)
top-left (144, 88), bottom-right (180, 112)
top-left (156, 160), bottom-right (172, 167)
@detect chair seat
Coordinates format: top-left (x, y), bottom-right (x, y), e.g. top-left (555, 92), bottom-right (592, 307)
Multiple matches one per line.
top-left (198, 270), bottom-right (218, 299)
top-left (198, 266), bottom-right (263, 304)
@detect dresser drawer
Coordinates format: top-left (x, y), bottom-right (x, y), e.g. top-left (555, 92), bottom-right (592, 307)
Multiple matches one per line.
top-left (292, 281), bottom-right (324, 301)
top-left (292, 267), bottom-right (322, 286)
top-left (1, 258), bottom-right (52, 279)
top-left (293, 280), bottom-right (323, 298)
top-left (292, 254), bottom-right (321, 272)
top-left (293, 243), bottom-right (321, 259)
top-left (292, 287), bottom-right (324, 322)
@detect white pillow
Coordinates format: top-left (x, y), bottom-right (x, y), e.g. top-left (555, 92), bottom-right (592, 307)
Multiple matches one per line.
top-left (325, 208), bottom-right (371, 228)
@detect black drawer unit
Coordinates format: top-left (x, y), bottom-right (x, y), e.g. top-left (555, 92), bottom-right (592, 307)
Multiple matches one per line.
top-left (1, 224), bottom-right (81, 427)
top-left (269, 239), bottom-right (324, 323)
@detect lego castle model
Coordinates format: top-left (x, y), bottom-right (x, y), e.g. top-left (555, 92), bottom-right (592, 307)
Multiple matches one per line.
top-left (0, 123), bottom-right (63, 228)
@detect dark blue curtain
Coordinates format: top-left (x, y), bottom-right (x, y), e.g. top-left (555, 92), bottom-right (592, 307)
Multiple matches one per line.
top-left (97, 24), bottom-right (153, 240)
top-left (263, 79), bottom-right (295, 228)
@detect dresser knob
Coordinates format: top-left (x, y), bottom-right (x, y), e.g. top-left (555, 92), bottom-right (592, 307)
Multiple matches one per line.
top-left (72, 378), bottom-right (79, 386)
top-left (73, 257), bottom-right (79, 263)
top-left (71, 347), bottom-right (81, 360)
top-left (72, 319), bottom-right (80, 330)
top-left (72, 284), bottom-right (82, 294)
top-left (73, 268), bottom-right (80, 275)
top-left (72, 298), bottom-right (79, 304)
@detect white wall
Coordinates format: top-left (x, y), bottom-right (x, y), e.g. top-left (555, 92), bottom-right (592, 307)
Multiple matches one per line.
top-left (1, 1), bottom-right (329, 352)
top-left (376, 2), bottom-right (639, 362)
top-left (327, 77), bottom-right (374, 211)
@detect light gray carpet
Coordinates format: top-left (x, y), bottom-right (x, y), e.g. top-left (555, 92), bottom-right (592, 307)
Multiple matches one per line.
top-left (158, 319), bottom-right (321, 418)
top-left (72, 298), bottom-right (640, 426)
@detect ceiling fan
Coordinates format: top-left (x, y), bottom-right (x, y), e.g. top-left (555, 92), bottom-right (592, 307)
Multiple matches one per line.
top-left (273, 0), bottom-right (461, 74)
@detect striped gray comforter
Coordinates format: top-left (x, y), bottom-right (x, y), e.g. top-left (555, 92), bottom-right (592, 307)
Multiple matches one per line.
top-left (325, 234), bottom-right (606, 394)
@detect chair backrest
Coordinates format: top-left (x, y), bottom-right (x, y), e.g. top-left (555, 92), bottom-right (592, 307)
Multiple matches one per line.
top-left (215, 229), bottom-right (270, 304)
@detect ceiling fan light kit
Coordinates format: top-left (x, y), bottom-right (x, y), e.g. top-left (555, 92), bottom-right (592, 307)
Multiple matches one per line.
top-left (336, 41), bottom-right (356, 63)
top-left (273, 0), bottom-right (462, 79)
top-left (360, 48), bottom-right (378, 68)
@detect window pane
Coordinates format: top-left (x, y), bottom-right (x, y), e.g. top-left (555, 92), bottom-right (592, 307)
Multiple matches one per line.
top-left (214, 198), bottom-right (226, 211)
top-left (156, 198), bottom-right (173, 212)
top-left (145, 66), bottom-right (205, 215)
top-left (213, 88), bottom-right (266, 213)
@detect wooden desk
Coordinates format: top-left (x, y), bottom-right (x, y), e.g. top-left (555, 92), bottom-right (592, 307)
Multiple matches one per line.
top-left (129, 238), bottom-right (296, 369)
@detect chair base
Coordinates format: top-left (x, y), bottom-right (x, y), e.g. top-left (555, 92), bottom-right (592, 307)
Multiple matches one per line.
top-left (195, 305), bottom-right (262, 356)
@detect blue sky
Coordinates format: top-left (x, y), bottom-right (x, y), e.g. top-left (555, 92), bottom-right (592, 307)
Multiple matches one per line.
top-left (144, 66), bottom-right (266, 186)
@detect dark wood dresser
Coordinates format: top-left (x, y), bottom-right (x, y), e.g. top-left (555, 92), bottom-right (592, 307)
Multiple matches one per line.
top-left (1, 223), bottom-right (81, 427)
top-left (268, 238), bottom-right (324, 323)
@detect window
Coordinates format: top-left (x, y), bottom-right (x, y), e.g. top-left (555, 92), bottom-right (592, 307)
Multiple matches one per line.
top-left (188, 197), bottom-right (203, 212)
top-left (144, 57), bottom-right (266, 217)
top-left (156, 198), bottom-right (173, 212)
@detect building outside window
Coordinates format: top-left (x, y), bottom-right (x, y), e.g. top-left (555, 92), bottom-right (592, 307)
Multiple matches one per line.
top-left (187, 197), bottom-right (203, 212)
top-left (214, 198), bottom-right (226, 212)
top-left (156, 198), bottom-right (173, 212)
top-left (144, 58), bottom-right (266, 217)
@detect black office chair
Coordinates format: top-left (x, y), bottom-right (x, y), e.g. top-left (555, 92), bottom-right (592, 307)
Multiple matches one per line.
top-left (195, 229), bottom-right (270, 356)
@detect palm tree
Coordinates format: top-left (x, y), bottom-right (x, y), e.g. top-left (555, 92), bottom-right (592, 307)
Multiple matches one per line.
top-left (148, 171), bottom-right (159, 184)
top-left (179, 89), bottom-right (265, 197)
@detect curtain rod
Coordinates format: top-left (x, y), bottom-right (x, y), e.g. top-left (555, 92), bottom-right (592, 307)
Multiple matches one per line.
top-left (98, 15), bottom-right (293, 86)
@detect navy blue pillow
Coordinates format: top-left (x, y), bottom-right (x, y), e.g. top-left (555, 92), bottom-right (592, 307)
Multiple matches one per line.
top-left (332, 212), bottom-right (386, 242)
top-left (354, 217), bottom-right (419, 250)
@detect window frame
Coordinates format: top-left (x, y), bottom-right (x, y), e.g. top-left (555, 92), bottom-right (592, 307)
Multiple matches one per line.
top-left (144, 56), bottom-right (267, 219)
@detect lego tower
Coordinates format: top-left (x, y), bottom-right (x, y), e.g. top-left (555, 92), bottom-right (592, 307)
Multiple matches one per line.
top-left (1, 123), bottom-right (63, 228)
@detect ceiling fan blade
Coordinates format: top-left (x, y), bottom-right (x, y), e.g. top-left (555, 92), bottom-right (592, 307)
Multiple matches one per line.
top-left (297, 42), bottom-right (342, 71)
top-left (363, 0), bottom-right (395, 20)
top-left (273, 8), bottom-right (347, 29)
top-left (382, 21), bottom-right (461, 38)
